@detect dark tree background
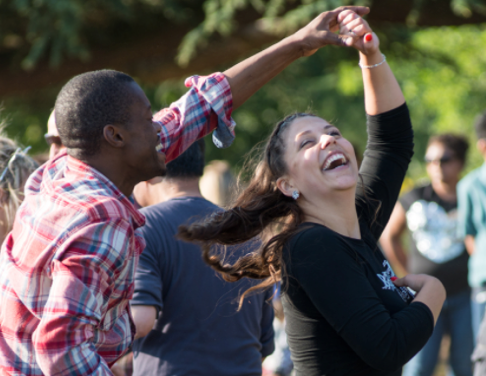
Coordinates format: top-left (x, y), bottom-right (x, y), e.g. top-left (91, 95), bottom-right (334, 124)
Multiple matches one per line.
top-left (2, 0), bottom-right (486, 182)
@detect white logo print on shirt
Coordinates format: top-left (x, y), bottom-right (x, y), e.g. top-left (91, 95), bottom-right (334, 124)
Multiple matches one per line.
top-left (377, 261), bottom-right (395, 290)
top-left (377, 261), bottom-right (414, 303)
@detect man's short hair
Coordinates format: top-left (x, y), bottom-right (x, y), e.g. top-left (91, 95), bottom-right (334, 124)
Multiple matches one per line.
top-left (474, 111), bottom-right (486, 140)
top-left (55, 70), bottom-right (136, 156)
top-left (166, 139), bottom-right (206, 179)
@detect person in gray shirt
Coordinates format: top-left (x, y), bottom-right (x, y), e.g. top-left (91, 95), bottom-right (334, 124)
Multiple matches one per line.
top-left (131, 139), bottom-right (275, 376)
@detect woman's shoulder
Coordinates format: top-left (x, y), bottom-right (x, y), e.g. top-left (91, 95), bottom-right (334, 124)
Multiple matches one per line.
top-left (290, 223), bottom-right (336, 245)
top-left (287, 223), bottom-right (361, 261)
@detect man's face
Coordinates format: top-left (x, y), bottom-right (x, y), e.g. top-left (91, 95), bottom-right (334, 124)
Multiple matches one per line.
top-left (45, 111), bottom-right (66, 159)
top-left (121, 82), bottom-right (166, 183)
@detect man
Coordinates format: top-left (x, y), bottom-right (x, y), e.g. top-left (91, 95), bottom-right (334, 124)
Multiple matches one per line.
top-left (45, 110), bottom-right (66, 159)
top-left (458, 111), bottom-right (486, 337)
top-left (130, 140), bottom-right (274, 376)
top-left (0, 7), bottom-right (369, 375)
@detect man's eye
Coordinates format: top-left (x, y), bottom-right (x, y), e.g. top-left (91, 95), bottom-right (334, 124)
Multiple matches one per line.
top-left (330, 130), bottom-right (341, 137)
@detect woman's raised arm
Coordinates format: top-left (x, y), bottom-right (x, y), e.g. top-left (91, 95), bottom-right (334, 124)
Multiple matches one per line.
top-left (338, 11), bottom-right (405, 115)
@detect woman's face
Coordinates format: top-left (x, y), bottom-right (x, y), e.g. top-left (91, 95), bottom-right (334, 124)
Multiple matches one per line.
top-left (278, 116), bottom-right (359, 201)
top-left (425, 142), bottom-right (463, 186)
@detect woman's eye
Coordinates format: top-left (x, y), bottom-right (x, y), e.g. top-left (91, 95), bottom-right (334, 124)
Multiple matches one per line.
top-left (330, 130), bottom-right (341, 137)
top-left (300, 140), bottom-right (313, 149)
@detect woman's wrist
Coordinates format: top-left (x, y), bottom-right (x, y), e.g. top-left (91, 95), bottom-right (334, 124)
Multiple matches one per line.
top-left (359, 50), bottom-right (383, 65)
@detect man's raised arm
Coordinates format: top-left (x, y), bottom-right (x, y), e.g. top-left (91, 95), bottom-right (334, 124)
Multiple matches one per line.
top-left (224, 6), bottom-right (369, 109)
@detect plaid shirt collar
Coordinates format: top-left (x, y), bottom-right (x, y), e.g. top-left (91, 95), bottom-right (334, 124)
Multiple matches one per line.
top-left (59, 151), bottom-right (145, 229)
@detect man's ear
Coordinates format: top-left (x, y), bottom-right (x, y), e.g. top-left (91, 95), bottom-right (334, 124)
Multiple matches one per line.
top-left (276, 176), bottom-right (295, 198)
top-left (103, 124), bottom-right (126, 148)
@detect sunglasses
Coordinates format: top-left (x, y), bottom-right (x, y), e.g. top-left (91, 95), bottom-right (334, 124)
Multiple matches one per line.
top-left (44, 133), bottom-right (62, 147)
top-left (424, 155), bottom-right (455, 164)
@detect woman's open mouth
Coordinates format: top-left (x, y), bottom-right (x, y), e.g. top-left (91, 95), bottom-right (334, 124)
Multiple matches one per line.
top-left (322, 152), bottom-right (348, 171)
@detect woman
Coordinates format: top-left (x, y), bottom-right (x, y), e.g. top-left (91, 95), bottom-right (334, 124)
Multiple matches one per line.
top-left (381, 134), bottom-right (473, 376)
top-left (0, 136), bottom-right (37, 244)
top-left (179, 10), bottom-right (445, 376)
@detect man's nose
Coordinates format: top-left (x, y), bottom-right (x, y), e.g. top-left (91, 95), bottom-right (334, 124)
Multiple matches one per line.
top-left (154, 120), bottom-right (162, 133)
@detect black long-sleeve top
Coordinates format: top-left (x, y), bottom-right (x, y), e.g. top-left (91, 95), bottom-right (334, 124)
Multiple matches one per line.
top-left (281, 103), bottom-right (434, 376)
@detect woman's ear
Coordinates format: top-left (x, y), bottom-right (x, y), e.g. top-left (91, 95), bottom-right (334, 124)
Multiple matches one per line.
top-left (276, 176), bottom-right (295, 198)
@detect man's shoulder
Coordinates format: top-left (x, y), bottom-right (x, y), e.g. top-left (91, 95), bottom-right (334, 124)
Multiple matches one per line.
top-left (141, 197), bottom-right (218, 223)
top-left (25, 178), bottom-right (134, 233)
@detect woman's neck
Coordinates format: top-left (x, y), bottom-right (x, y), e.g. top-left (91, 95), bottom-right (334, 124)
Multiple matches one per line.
top-left (300, 190), bottom-right (361, 239)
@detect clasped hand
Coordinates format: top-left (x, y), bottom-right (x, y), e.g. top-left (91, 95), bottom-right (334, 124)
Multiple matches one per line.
top-left (292, 6), bottom-right (379, 57)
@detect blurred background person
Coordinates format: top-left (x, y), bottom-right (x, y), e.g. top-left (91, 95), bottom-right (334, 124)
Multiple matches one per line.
top-left (472, 314), bottom-right (486, 376)
top-left (199, 159), bottom-right (237, 207)
top-left (381, 133), bottom-right (472, 376)
top-left (0, 134), bottom-right (37, 244)
top-left (130, 139), bottom-right (275, 376)
top-left (458, 111), bottom-right (486, 339)
top-left (44, 110), bottom-right (65, 160)
top-left (262, 286), bottom-right (294, 376)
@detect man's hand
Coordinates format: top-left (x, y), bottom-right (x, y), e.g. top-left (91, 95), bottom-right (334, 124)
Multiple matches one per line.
top-left (292, 6), bottom-right (370, 57)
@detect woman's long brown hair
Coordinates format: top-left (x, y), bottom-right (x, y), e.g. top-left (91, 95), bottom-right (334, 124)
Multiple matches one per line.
top-left (178, 113), bottom-right (317, 307)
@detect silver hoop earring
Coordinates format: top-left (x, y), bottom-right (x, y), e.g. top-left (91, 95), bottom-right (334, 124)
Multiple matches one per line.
top-left (292, 190), bottom-right (300, 200)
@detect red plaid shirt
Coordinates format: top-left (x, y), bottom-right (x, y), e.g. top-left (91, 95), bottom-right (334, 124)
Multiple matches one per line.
top-left (0, 73), bottom-right (234, 376)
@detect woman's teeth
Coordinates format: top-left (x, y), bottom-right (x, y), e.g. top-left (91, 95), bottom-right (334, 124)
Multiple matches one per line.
top-left (156, 144), bottom-right (163, 152)
top-left (323, 153), bottom-right (347, 171)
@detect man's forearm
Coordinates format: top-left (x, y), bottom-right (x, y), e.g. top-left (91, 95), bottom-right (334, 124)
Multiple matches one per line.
top-left (224, 6), bottom-right (370, 110)
top-left (224, 35), bottom-right (302, 110)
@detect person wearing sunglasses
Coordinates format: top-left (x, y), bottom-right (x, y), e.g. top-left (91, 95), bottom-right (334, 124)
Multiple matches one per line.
top-left (381, 133), bottom-right (473, 376)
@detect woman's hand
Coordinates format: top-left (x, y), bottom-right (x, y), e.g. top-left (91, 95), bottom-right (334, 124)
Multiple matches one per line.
top-left (291, 6), bottom-right (370, 57)
top-left (393, 274), bottom-right (446, 324)
top-left (337, 10), bottom-right (379, 57)
top-left (392, 274), bottom-right (437, 293)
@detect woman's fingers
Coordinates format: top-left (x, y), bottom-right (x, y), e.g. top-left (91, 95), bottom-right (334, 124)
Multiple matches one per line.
top-left (337, 9), bottom-right (359, 23)
top-left (336, 10), bottom-right (379, 54)
top-left (341, 18), bottom-right (371, 38)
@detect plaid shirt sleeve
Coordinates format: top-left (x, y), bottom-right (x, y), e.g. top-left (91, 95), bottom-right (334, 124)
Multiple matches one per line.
top-left (32, 219), bottom-right (135, 376)
top-left (153, 72), bottom-right (236, 163)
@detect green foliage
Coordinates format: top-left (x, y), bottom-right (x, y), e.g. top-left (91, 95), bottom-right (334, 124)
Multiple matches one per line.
top-left (1, 0), bottom-right (198, 69)
top-left (2, 0), bottom-right (485, 69)
top-left (164, 24), bottom-right (486, 179)
top-left (3, 23), bottom-right (486, 183)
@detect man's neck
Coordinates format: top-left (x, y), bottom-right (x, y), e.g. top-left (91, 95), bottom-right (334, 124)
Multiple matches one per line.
top-left (145, 178), bottom-right (202, 207)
